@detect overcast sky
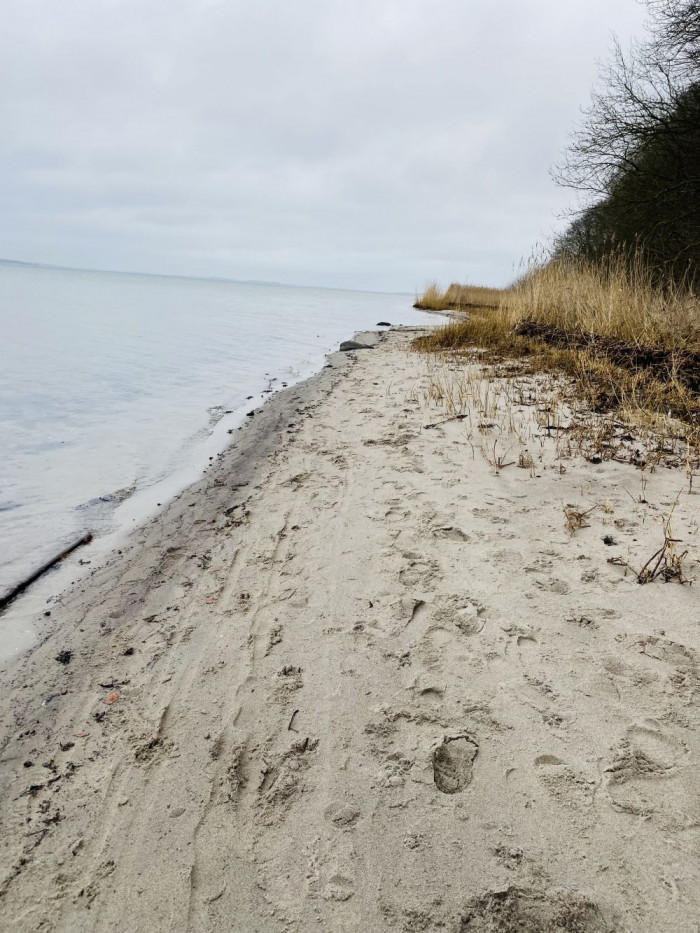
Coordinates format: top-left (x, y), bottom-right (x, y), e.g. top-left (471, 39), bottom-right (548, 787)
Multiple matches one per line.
top-left (1, 1), bottom-right (649, 292)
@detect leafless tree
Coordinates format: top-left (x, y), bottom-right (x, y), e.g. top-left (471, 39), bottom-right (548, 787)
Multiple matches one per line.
top-left (553, 1), bottom-right (700, 283)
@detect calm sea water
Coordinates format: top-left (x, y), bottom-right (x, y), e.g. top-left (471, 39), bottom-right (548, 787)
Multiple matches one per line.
top-left (0, 262), bottom-right (433, 601)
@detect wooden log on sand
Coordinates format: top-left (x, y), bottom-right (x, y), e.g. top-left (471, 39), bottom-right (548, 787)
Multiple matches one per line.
top-left (0, 532), bottom-right (93, 612)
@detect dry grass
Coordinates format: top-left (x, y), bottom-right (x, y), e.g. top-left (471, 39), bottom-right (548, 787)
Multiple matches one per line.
top-left (608, 503), bottom-right (691, 584)
top-left (517, 450), bottom-right (534, 471)
top-left (504, 252), bottom-right (700, 348)
top-left (415, 255), bottom-right (700, 430)
top-left (414, 281), bottom-right (504, 312)
top-left (563, 503), bottom-right (598, 534)
top-left (481, 439), bottom-right (515, 474)
top-left (416, 265), bottom-right (700, 588)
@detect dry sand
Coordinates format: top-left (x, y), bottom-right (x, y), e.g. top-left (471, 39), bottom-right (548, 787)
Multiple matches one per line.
top-left (1, 327), bottom-right (700, 932)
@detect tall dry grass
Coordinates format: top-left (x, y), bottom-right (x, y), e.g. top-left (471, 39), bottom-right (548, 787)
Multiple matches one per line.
top-left (503, 253), bottom-right (700, 350)
top-left (415, 255), bottom-right (700, 427)
top-left (414, 281), bottom-right (504, 311)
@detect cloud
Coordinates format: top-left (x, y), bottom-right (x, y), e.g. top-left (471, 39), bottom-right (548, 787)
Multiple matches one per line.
top-left (0, 0), bottom-right (648, 290)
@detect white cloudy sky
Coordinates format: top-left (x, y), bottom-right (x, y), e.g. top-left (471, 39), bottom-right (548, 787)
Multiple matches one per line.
top-left (1, 0), bottom-right (648, 291)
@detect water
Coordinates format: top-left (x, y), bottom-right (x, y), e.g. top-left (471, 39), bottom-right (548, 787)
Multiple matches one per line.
top-left (0, 261), bottom-right (433, 608)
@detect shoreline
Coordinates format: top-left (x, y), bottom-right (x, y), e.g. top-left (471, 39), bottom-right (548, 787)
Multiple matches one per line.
top-left (0, 261), bottom-right (434, 624)
top-left (0, 327), bottom-right (398, 662)
top-left (0, 328), bottom-right (367, 670)
top-left (1, 326), bottom-right (700, 931)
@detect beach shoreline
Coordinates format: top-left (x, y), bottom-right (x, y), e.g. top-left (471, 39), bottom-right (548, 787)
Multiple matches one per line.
top-left (0, 324), bottom-right (369, 673)
top-left (0, 261), bottom-right (432, 612)
top-left (1, 326), bottom-right (700, 931)
top-left (0, 328), bottom-right (378, 663)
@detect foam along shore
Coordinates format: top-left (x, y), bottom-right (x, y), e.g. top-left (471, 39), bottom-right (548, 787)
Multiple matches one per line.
top-left (1, 326), bottom-right (699, 931)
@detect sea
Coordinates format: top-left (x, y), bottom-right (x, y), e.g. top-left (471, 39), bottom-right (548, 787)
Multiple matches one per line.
top-left (0, 261), bottom-right (434, 652)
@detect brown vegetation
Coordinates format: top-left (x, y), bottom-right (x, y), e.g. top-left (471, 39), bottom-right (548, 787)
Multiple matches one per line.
top-left (608, 503), bottom-right (691, 584)
top-left (415, 255), bottom-right (700, 431)
top-left (414, 281), bottom-right (504, 311)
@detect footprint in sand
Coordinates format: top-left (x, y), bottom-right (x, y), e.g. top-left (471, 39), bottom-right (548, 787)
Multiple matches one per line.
top-left (398, 555), bottom-right (440, 589)
top-left (460, 886), bottom-right (613, 932)
top-left (324, 801), bottom-right (361, 829)
top-left (432, 526), bottom-right (470, 543)
top-left (305, 842), bottom-right (357, 903)
top-left (393, 596), bottom-right (428, 628)
top-left (417, 627), bottom-right (458, 670)
top-left (535, 578), bottom-right (570, 595)
top-left (433, 735), bottom-right (479, 794)
top-left (632, 635), bottom-right (699, 691)
top-left (433, 594), bottom-right (486, 636)
top-left (535, 754), bottom-right (596, 810)
top-left (472, 507), bottom-right (509, 525)
top-left (604, 723), bottom-right (687, 816)
top-left (504, 629), bottom-right (539, 664)
top-left (412, 675), bottom-right (446, 708)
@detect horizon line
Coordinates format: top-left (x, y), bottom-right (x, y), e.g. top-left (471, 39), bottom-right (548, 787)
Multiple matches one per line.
top-left (0, 256), bottom-right (414, 298)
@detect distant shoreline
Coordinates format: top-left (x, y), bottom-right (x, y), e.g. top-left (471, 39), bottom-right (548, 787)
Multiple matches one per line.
top-left (0, 256), bottom-right (413, 297)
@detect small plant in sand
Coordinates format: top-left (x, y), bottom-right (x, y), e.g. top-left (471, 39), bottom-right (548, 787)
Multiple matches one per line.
top-left (608, 503), bottom-right (691, 584)
top-left (481, 440), bottom-right (515, 475)
top-left (624, 475), bottom-right (649, 505)
top-left (563, 503), bottom-right (598, 534)
top-left (686, 438), bottom-right (698, 494)
top-left (517, 450), bottom-right (534, 470)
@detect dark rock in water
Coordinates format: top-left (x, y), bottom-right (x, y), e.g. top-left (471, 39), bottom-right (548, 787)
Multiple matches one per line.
top-left (376, 321), bottom-right (391, 327)
top-left (77, 486), bottom-right (135, 511)
top-left (340, 340), bottom-right (375, 352)
top-left (246, 410), bottom-right (255, 417)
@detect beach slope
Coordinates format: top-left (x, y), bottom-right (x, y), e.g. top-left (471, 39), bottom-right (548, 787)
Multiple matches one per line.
top-left (1, 327), bottom-right (699, 931)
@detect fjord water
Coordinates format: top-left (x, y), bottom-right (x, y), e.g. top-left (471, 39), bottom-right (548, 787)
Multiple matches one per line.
top-left (0, 262), bottom-right (431, 602)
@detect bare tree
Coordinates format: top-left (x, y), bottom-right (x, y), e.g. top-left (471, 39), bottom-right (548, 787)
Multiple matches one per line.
top-left (553, 1), bottom-right (700, 282)
top-left (647, 0), bottom-right (700, 79)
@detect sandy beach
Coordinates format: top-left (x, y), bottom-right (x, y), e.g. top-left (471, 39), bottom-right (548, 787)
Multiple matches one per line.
top-left (1, 326), bottom-right (700, 932)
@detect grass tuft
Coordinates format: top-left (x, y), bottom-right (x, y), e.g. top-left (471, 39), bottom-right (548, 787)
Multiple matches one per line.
top-left (608, 504), bottom-right (691, 584)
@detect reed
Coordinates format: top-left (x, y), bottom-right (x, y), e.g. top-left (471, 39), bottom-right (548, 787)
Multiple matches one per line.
top-left (414, 281), bottom-right (504, 311)
top-left (415, 254), bottom-right (700, 428)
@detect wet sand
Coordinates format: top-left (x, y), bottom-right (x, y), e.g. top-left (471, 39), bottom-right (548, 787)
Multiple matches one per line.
top-left (1, 327), bottom-right (699, 932)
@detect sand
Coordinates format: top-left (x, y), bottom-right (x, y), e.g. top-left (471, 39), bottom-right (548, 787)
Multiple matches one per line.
top-left (1, 326), bottom-right (700, 932)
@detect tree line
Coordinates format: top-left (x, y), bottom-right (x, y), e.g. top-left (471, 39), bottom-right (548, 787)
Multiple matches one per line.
top-left (553, 1), bottom-right (700, 287)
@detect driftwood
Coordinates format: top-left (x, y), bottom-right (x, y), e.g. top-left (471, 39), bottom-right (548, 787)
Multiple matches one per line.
top-left (514, 320), bottom-right (700, 393)
top-left (0, 532), bottom-right (93, 612)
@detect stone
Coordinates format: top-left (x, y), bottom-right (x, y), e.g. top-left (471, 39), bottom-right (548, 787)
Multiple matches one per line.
top-left (339, 340), bottom-right (375, 351)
